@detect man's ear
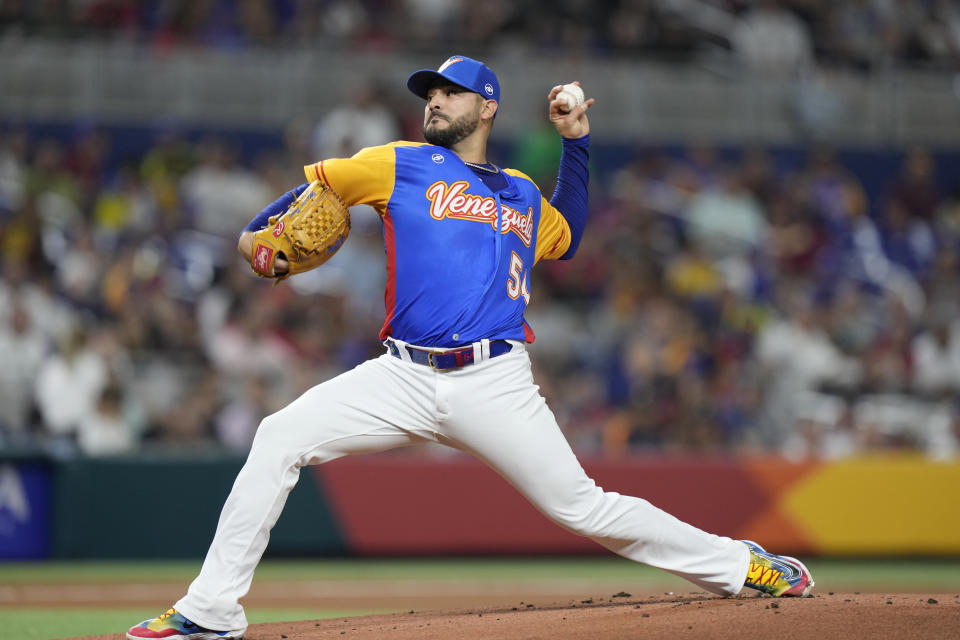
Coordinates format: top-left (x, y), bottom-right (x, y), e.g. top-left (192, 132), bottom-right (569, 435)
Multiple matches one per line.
top-left (481, 99), bottom-right (498, 121)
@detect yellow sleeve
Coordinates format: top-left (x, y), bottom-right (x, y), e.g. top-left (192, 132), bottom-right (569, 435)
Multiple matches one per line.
top-left (304, 144), bottom-right (398, 213)
top-left (503, 168), bottom-right (572, 262)
top-left (535, 197), bottom-right (572, 262)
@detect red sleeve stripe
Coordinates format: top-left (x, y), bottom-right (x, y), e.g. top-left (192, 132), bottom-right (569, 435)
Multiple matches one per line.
top-left (547, 226), bottom-right (567, 258)
top-left (378, 207), bottom-right (397, 341)
top-left (319, 160), bottom-right (330, 185)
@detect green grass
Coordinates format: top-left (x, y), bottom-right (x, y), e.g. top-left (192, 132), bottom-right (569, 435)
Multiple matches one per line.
top-left (802, 558), bottom-right (960, 591)
top-left (0, 556), bottom-right (706, 584)
top-left (4, 557), bottom-right (960, 585)
top-left (0, 608), bottom-right (385, 640)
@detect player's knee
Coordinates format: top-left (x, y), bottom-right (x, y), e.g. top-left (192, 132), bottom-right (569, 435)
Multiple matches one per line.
top-left (250, 413), bottom-right (286, 450)
top-left (540, 488), bottom-right (607, 534)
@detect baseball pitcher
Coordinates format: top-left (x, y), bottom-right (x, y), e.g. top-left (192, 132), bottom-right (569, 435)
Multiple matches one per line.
top-left (128, 55), bottom-right (813, 640)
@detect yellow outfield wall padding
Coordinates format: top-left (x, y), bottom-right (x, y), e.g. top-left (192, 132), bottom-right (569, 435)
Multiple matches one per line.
top-left (781, 456), bottom-right (960, 554)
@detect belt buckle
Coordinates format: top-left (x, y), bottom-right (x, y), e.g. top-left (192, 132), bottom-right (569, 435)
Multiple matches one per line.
top-left (427, 351), bottom-right (457, 371)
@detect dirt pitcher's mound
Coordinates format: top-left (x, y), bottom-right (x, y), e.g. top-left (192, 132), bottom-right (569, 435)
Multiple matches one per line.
top-left (81, 591), bottom-right (960, 640)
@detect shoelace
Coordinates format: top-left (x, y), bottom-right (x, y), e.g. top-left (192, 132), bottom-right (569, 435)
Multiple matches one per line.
top-left (157, 609), bottom-right (177, 623)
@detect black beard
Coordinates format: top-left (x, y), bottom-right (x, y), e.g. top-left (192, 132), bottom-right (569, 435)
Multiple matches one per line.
top-left (423, 112), bottom-right (479, 147)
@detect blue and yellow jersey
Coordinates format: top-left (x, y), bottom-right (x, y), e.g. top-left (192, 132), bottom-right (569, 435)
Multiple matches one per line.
top-left (305, 142), bottom-right (572, 347)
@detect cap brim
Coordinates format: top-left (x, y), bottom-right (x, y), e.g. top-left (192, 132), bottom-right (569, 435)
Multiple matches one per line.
top-left (407, 69), bottom-right (465, 99)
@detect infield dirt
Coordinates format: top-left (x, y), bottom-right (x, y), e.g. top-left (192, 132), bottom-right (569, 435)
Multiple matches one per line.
top-left (65, 591), bottom-right (960, 639)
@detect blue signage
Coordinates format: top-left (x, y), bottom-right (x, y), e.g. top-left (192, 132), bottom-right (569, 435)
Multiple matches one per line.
top-left (0, 462), bottom-right (52, 559)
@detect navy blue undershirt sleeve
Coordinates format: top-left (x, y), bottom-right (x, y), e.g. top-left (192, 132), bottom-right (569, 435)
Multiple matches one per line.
top-left (242, 182), bottom-right (310, 232)
top-left (549, 135), bottom-right (589, 260)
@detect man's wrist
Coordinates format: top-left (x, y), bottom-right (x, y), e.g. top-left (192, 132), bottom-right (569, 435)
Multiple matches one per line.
top-left (561, 133), bottom-right (590, 145)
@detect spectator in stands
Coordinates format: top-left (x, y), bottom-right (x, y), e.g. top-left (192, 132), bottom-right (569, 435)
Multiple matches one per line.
top-left (826, 280), bottom-right (879, 355)
top-left (235, 0), bottom-right (280, 47)
top-left (922, 245), bottom-right (960, 327)
top-left (766, 186), bottom-right (826, 277)
top-left (140, 125), bottom-right (195, 233)
top-left (912, 315), bottom-right (960, 397)
top-left (922, 0), bottom-right (960, 67)
top-left (403, 0), bottom-right (465, 45)
top-left (79, 0), bottom-right (141, 39)
top-left (796, 148), bottom-right (867, 229)
top-left (738, 146), bottom-right (778, 206)
top-left (673, 143), bottom-right (727, 193)
top-left (880, 148), bottom-right (942, 286)
top-left (56, 225), bottom-right (105, 308)
top-left (665, 241), bottom-right (725, 302)
top-left (684, 168), bottom-right (768, 260)
top-left (180, 136), bottom-right (271, 239)
top-left (605, 0), bottom-right (664, 54)
top-left (782, 406), bottom-right (862, 461)
top-left (0, 302), bottom-right (47, 438)
top-left (143, 367), bottom-right (224, 448)
top-left (887, 147), bottom-right (941, 223)
top-left (3, 93), bottom-right (960, 462)
top-left (729, 0), bottom-right (814, 76)
top-left (34, 326), bottom-right (108, 446)
top-left (64, 125), bottom-right (110, 208)
top-left (0, 0), bottom-right (957, 70)
top-left (0, 197), bottom-right (43, 267)
top-left (0, 128), bottom-right (28, 213)
top-left (77, 384), bottom-right (137, 456)
top-left (935, 182), bottom-right (960, 248)
top-left (214, 374), bottom-right (273, 452)
top-left (754, 288), bottom-right (861, 447)
top-left (25, 139), bottom-right (84, 247)
top-left (825, 0), bottom-right (897, 70)
top-left (206, 298), bottom-right (295, 379)
top-left (0, 258), bottom-right (75, 347)
top-left (860, 298), bottom-right (914, 393)
top-left (854, 301), bottom-right (958, 458)
top-left (879, 197), bottom-right (936, 279)
top-left (92, 162), bottom-right (158, 239)
top-left (310, 81), bottom-right (402, 160)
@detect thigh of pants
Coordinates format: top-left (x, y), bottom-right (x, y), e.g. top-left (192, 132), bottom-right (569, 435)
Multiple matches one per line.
top-left (254, 353), bottom-right (446, 464)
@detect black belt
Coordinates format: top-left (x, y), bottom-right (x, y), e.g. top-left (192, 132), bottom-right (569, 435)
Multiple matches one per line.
top-left (386, 339), bottom-right (513, 371)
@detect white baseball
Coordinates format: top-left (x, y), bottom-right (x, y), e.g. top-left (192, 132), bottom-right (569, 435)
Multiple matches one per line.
top-left (556, 83), bottom-right (585, 112)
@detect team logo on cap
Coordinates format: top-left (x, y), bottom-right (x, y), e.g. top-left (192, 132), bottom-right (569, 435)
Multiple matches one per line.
top-left (438, 57), bottom-right (463, 72)
top-left (432, 153), bottom-right (445, 164)
top-left (484, 83), bottom-right (494, 96)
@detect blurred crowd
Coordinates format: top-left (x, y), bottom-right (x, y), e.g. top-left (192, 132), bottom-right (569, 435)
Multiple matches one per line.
top-left (3, 0), bottom-right (960, 71)
top-left (1, 98), bottom-right (960, 461)
top-left (0, 118), bottom-right (392, 458)
top-left (529, 142), bottom-right (960, 461)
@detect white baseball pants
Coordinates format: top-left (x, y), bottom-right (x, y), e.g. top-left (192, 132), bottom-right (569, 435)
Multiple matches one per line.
top-left (176, 341), bottom-right (749, 632)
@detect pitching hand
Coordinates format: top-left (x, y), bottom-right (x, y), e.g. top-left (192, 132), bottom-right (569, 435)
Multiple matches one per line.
top-left (238, 230), bottom-right (290, 276)
top-left (548, 82), bottom-right (595, 139)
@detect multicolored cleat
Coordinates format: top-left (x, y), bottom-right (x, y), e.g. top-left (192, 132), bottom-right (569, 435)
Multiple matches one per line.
top-left (126, 608), bottom-right (245, 640)
top-left (741, 540), bottom-right (815, 597)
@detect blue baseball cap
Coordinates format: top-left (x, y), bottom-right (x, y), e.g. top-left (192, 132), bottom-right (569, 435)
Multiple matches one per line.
top-left (406, 55), bottom-right (500, 104)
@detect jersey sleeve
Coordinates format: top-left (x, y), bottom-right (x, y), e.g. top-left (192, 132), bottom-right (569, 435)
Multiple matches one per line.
top-left (504, 168), bottom-right (572, 262)
top-left (535, 197), bottom-right (572, 262)
top-left (304, 144), bottom-right (397, 213)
